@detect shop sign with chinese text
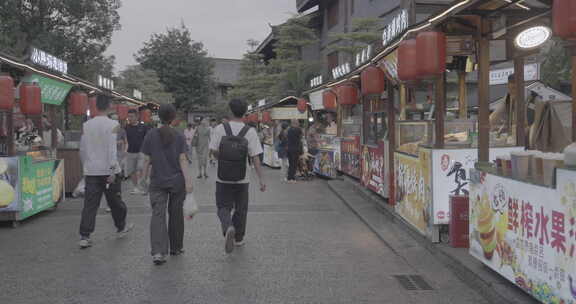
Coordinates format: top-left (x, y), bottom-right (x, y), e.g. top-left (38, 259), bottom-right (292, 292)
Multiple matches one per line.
top-left (431, 147), bottom-right (523, 225)
top-left (469, 169), bottom-right (576, 303)
top-left (395, 150), bottom-right (431, 235)
top-left (310, 75), bottom-right (323, 88)
top-left (30, 48), bottom-right (68, 74)
top-left (362, 142), bottom-right (387, 198)
top-left (332, 63), bottom-right (351, 79)
top-left (23, 74), bottom-right (73, 106)
top-left (382, 10), bottom-right (409, 48)
top-left (355, 45), bottom-right (373, 67)
top-left (490, 63), bottom-right (540, 85)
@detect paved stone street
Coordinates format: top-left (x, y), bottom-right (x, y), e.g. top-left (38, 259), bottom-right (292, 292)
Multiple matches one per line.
top-left (0, 165), bottom-right (490, 304)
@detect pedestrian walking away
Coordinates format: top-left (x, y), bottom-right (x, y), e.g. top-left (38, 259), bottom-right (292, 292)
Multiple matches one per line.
top-left (209, 99), bottom-right (266, 254)
top-left (286, 119), bottom-right (303, 183)
top-left (125, 109), bottom-right (151, 195)
top-left (183, 123), bottom-right (196, 164)
top-left (276, 122), bottom-right (289, 181)
top-left (78, 95), bottom-right (134, 249)
top-left (141, 104), bottom-right (193, 265)
top-left (195, 118), bottom-right (211, 179)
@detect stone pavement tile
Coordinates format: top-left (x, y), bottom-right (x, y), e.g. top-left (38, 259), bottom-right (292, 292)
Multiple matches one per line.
top-left (1, 166), bottom-right (489, 304)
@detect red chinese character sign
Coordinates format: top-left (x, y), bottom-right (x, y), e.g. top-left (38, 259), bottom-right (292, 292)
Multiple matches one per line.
top-left (469, 168), bottom-right (576, 303)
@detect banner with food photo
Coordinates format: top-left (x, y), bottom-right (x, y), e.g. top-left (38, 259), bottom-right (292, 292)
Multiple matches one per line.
top-left (469, 169), bottom-right (576, 303)
top-left (394, 149), bottom-right (431, 235)
top-left (0, 157), bottom-right (20, 212)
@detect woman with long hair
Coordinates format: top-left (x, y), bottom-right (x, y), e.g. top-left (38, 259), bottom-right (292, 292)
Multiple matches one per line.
top-left (277, 122), bottom-right (290, 181)
top-left (141, 104), bottom-right (193, 265)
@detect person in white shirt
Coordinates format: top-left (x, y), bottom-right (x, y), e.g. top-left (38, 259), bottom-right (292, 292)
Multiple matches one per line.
top-left (78, 95), bottom-right (133, 249)
top-left (209, 99), bottom-right (266, 254)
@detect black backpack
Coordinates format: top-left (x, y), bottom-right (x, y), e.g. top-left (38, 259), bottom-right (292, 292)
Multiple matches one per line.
top-left (218, 122), bottom-right (251, 181)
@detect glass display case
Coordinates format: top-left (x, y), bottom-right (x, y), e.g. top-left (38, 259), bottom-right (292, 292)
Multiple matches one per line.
top-left (441, 120), bottom-right (476, 147)
top-left (341, 104), bottom-right (362, 138)
top-left (317, 134), bottom-right (338, 150)
top-left (396, 121), bottom-right (432, 156)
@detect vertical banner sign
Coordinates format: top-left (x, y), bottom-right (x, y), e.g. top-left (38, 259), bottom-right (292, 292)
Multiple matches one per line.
top-left (395, 150), bottom-right (432, 235)
top-left (314, 150), bottom-right (337, 178)
top-left (469, 169), bottom-right (576, 303)
top-left (20, 157), bottom-right (56, 219)
top-left (362, 142), bottom-right (386, 197)
top-left (340, 137), bottom-right (361, 178)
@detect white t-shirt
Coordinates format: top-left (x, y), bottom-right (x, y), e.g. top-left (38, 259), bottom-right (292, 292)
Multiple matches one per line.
top-left (183, 128), bottom-right (196, 147)
top-left (80, 116), bottom-right (120, 176)
top-left (209, 121), bottom-right (263, 184)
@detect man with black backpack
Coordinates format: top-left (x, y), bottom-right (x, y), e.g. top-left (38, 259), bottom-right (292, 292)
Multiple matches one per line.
top-left (209, 99), bottom-right (266, 254)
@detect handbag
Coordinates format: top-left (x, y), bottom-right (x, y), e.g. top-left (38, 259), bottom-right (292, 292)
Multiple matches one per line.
top-left (184, 192), bottom-right (199, 219)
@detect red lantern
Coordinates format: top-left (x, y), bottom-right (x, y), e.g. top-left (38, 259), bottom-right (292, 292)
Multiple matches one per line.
top-left (416, 32), bottom-right (446, 78)
top-left (262, 111), bottom-right (272, 123)
top-left (323, 90), bottom-right (337, 110)
top-left (68, 91), bottom-right (88, 116)
top-left (117, 104), bottom-right (129, 121)
top-left (398, 39), bottom-right (419, 82)
top-left (361, 66), bottom-right (386, 96)
top-left (88, 96), bottom-right (98, 117)
top-left (297, 98), bottom-right (307, 113)
top-left (140, 109), bottom-right (152, 123)
top-left (337, 83), bottom-right (359, 105)
top-left (19, 82), bottom-right (42, 115)
top-left (553, 0), bottom-right (576, 39)
top-left (0, 74), bottom-right (14, 110)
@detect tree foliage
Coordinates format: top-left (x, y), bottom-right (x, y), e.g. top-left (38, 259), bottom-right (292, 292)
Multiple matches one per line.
top-left (330, 18), bottom-right (381, 56)
top-left (228, 40), bottom-right (276, 104)
top-left (0, 0), bottom-right (121, 80)
top-left (540, 39), bottom-right (571, 93)
top-left (115, 65), bottom-right (175, 105)
top-left (135, 25), bottom-right (214, 111)
top-left (268, 15), bottom-right (320, 99)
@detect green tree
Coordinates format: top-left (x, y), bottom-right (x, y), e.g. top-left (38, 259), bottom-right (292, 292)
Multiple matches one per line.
top-left (115, 65), bottom-right (175, 104)
top-left (268, 15), bottom-right (320, 99)
top-left (540, 39), bottom-right (571, 93)
top-left (330, 18), bottom-right (381, 57)
top-left (0, 0), bottom-right (121, 80)
top-left (229, 39), bottom-right (276, 104)
top-left (135, 25), bottom-right (214, 111)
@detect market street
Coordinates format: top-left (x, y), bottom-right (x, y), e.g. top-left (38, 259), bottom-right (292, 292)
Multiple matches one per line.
top-left (0, 165), bottom-right (491, 304)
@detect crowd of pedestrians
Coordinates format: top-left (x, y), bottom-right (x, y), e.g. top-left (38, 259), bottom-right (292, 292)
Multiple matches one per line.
top-left (77, 96), bottom-right (266, 265)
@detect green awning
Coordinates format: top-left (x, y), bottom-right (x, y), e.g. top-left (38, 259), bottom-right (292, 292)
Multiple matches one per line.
top-left (23, 73), bottom-right (73, 106)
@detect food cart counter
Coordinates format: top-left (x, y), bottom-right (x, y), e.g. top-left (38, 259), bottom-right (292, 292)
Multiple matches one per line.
top-left (394, 120), bottom-right (523, 241)
top-left (313, 134), bottom-right (340, 178)
top-left (0, 150), bottom-right (65, 227)
top-left (469, 163), bottom-right (576, 303)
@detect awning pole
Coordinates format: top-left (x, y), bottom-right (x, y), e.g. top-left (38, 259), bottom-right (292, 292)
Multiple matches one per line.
top-left (478, 18), bottom-right (490, 162)
top-left (458, 71), bottom-right (467, 119)
top-left (434, 73), bottom-right (446, 149)
top-left (387, 83), bottom-right (396, 205)
top-left (514, 56), bottom-right (526, 147)
top-left (572, 50), bottom-right (576, 142)
top-left (400, 84), bottom-right (406, 120)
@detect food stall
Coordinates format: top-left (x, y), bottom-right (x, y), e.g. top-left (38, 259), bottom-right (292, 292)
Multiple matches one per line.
top-left (338, 81), bottom-right (362, 180)
top-left (312, 89), bottom-right (340, 178)
top-left (248, 97), bottom-right (308, 168)
top-left (467, 0), bottom-right (576, 302)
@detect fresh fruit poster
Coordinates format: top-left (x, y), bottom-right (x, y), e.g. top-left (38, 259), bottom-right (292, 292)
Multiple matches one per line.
top-left (0, 157), bottom-right (20, 212)
top-left (469, 169), bottom-right (576, 304)
top-left (19, 157), bottom-right (61, 219)
top-left (394, 149), bottom-right (431, 235)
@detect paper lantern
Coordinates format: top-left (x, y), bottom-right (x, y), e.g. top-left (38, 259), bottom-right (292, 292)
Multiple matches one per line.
top-left (117, 104), bottom-right (129, 120)
top-left (262, 111), bottom-right (272, 123)
top-left (361, 66), bottom-right (386, 96)
top-left (19, 82), bottom-right (42, 115)
top-left (398, 39), bottom-right (419, 82)
top-left (297, 98), bottom-right (307, 113)
top-left (338, 83), bottom-right (359, 105)
top-left (322, 90), bottom-right (337, 110)
top-left (553, 0), bottom-right (576, 39)
top-left (68, 91), bottom-right (88, 116)
top-left (88, 96), bottom-right (98, 117)
top-left (140, 109), bottom-right (152, 123)
top-left (416, 32), bottom-right (446, 78)
top-left (0, 74), bottom-right (14, 110)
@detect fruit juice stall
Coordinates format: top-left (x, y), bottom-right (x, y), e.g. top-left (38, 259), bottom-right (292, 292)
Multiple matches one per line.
top-left (467, 0), bottom-right (576, 303)
top-left (311, 89), bottom-right (340, 179)
top-left (0, 51), bottom-right (70, 226)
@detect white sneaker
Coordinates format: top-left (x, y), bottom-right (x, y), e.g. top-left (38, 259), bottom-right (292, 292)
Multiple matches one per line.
top-left (131, 188), bottom-right (146, 195)
top-left (235, 240), bottom-right (245, 247)
top-left (79, 238), bottom-right (92, 249)
top-left (117, 223), bottom-right (134, 238)
top-left (152, 254), bottom-right (166, 265)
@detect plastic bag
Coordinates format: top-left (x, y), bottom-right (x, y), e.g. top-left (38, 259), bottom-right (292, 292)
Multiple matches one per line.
top-left (183, 192), bottom-right (199, 219)
top-left (72, 178), bottom-right (85, 198)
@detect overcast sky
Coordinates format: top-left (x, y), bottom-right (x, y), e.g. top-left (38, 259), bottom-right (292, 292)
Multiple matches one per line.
top-left (106, 0), bottom-right (296, 72)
